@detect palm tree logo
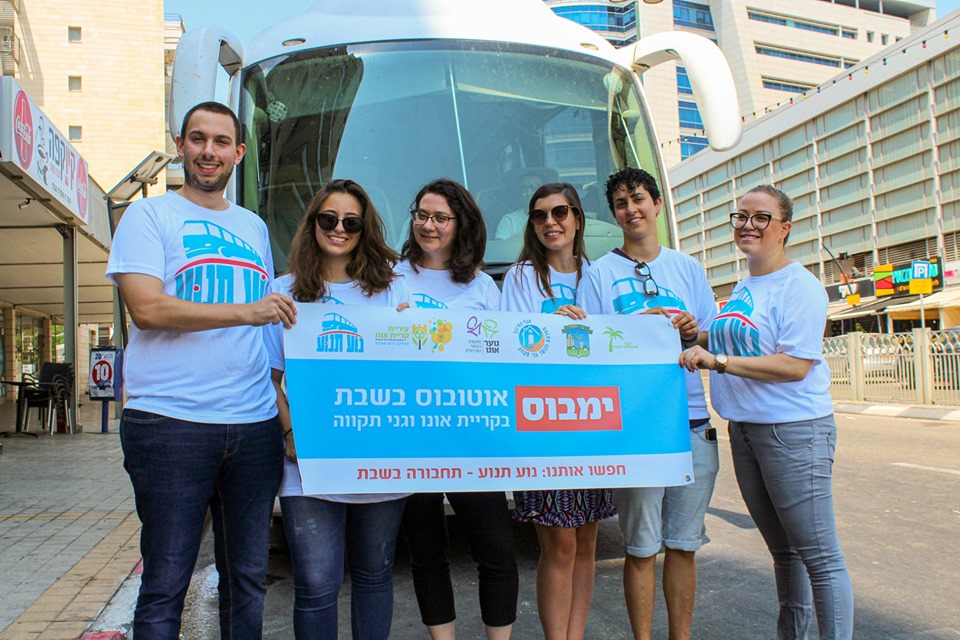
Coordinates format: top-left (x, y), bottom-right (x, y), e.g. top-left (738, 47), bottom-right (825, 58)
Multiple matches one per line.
top-left (603, 327), bottom-right (624, 352)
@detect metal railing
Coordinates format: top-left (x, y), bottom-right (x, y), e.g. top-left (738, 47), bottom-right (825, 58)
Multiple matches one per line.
top-left (824, 329), bottom-right (960, 406)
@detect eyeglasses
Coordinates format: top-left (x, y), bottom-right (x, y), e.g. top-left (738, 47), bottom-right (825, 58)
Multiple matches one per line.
top-left (412, 210), bottom-right (456, 229)
top-left (315, 212), bottom-right (364, 234)
top-left (634, 261), bottom-right (659, 296)
top-left (729, 212), bottom-right (782, 230)
top-left (529, 204), bottom-right (577, 226)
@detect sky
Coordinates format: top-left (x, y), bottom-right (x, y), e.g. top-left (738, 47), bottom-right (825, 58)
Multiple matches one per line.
top-left (165, 0), bottom-right (960, 45)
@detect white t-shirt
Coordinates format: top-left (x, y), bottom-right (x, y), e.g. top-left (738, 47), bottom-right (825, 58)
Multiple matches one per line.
top-left (579, 248), bottom-right (716, 421)
top-left (501, 262), bottom-right (578, 314)
top-left (708, 262), bottom-right (833, 423)
top-left (495, 209), bottom-right (527, 240)
top-left (265, 273), bottom-right (410, 503)
top-left (105, 190), bottom-right (277, 423)
top-left (395, 260), bottom-right (501, 310)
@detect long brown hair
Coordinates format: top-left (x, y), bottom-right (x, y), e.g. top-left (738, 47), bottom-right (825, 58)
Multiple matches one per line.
top-left (513, 182), bottom-right (588, 298)
top-left (400, 178), bottom-right (486, 284)
top-left (286, 179), bottom-right (397, 301)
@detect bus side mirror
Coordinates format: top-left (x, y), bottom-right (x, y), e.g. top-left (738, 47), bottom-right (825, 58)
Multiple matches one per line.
top-left (620, 32), bottom-right (741, 151)
top-left (169, 26), bottom-right (245, 144)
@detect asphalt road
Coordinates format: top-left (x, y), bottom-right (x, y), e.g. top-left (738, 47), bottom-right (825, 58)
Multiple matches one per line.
top-left (179, 412), bottom-right (960, 639)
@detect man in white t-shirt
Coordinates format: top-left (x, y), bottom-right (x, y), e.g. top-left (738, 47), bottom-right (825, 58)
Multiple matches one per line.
top-left (105, 102), bottom-right (297, 639)
top-left (578, 167), bottom-right (719, 640)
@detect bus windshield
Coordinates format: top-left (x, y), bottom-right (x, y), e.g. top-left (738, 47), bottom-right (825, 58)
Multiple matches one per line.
top-left (239, 40), bottom-right (664, 274)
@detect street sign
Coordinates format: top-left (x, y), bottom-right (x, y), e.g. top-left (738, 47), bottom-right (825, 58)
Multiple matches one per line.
top-left (912, 260), bottom-right (933, 279)
top-left (910, 279), bottom-right (933, 295)
top-left (89, 347), bottom-right (123, 401)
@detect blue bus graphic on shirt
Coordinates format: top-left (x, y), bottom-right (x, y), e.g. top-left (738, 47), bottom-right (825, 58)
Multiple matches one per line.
top-left (709, 287), bottom-right (761, 357)
top-left (175, 220), bottom-right (269, 304)
top-left (317, 313), bottom-right (364, 353)
top-left (611, 278), bottom-right (686, 315)
top-left (412, 293), bottom-right (448, 309)
top-left (540, 283), bottom-right (577, 314)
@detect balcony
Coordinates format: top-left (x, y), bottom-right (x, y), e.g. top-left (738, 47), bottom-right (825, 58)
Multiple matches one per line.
top-left (0, 27), bottom-right (19, 75)
top-left (0, 0), bottom-right (20, 29)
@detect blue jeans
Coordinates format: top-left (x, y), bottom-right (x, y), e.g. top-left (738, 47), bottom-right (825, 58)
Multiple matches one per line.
top-left (120, 409), bottom-right (283, 640)
top-left (280, 496), bottom-right (407, 640)
top-left (729, 416), bottom-right (854, 640)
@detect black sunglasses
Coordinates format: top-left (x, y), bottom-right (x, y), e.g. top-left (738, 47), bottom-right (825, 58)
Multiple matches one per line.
top-left (529, 204), bottom-right (577, 226)
top-left (315, 212), bottom-right (364, 234)
top-left (635, 261), bottom-right (659, 296)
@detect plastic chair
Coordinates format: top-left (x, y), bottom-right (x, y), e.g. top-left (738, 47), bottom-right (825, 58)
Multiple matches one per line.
top-left (20, 363), bottom-right (73, 434)
top-left (49, 374), bottom-right (76, 435)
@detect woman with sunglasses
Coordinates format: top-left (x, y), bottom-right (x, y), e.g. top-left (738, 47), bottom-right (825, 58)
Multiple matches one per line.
top-left (501, 182), bottom-right (616, 640)
top-left (679, 186), bottom-right (853, 640)
top-left (396, 178), bottom-right (517, 640)
top-left (264, 179), bottom-right (410, 640)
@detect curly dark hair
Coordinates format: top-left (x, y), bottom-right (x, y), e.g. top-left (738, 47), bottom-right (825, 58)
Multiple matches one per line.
top-left (512, 182), bottom-right (589, 298)
top-left (604, 167), bottom-right (662, 213)
top-left (286, 179), bottom-right (397, 301)
top-left (400, 178), bottom-right (486, 284)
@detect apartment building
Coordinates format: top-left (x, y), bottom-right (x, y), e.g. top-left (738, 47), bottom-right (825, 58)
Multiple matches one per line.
top-left (544, 0), bottom-right (936, 165)
top-left (1, 0), bottom-right (167, 189)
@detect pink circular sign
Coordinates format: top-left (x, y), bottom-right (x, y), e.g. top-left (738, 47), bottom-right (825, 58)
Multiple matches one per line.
top-left (13, 90), bottom-right (34, 169)
top-left (76, 159), bottom-right (88, 219)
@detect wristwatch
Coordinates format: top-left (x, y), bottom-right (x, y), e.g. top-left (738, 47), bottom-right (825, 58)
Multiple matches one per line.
top-left (714, 354), bottom-right (729, 374)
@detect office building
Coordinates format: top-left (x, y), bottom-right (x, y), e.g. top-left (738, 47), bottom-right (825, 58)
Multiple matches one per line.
top-left (668, 11), bottom-right (960, 333)
top-left (544, 0), bottom-right (936, 165)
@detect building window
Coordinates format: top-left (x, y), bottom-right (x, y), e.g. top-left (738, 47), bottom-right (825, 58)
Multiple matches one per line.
top-left (678, 101), bottom-right (704, 129)
top-left (882, 34), bottom-right (889, 45)
top-left (842, 29), bottom-right (857, 39)
top-left (867, 31), bottom-right (875, 43)
top-left (551, 4), bottom-right (636, 36)
top-left (674, 0), bottom-right (715, 32)
top-left (681, 136), bottom-right (708, 159)
top-left (67, 26), bottom-right (81, 42)
top-left (763, 78), bottom-right (814, 93)
top-left (755, 45), bottom-right (849, 68)
top-left (677, 66), bottom-right (693, 95)
top-left (68, 76), bottom-right (82, 91)
top-left (68, 126), bottom-right (82, 141)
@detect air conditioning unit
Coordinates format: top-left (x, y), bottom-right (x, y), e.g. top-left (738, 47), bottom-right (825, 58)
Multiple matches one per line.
top-left (0, 35), bottom-right (14, 53)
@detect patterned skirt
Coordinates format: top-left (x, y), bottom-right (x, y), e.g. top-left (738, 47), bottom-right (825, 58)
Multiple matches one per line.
top-left (513, 489), bottom-right (617, 528)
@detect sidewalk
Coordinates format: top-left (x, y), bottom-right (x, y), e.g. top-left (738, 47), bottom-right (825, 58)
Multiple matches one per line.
top-left (1, 396), bottom-right (957, 640)
top-left (0, 401), bottom-right (139, 640)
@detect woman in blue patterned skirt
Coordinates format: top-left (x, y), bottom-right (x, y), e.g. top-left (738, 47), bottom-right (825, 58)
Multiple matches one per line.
top-left (501, 182), bottom-right (617, 640)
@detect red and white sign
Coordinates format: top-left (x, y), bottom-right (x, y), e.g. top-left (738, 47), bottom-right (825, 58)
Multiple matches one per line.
top-left (13, 89), bottom-right (33, 169)
top-left (3, 80), bottom-right (89, 224)
top-left (89, 349), bottom-right (119, 400)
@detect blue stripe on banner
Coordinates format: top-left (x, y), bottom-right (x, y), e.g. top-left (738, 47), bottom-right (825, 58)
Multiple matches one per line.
top-left (285, 359), bottom-right (690, 460)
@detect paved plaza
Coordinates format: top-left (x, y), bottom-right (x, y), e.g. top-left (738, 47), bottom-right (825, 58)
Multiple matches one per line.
top-left (1, 399), bottom-right (959, 639)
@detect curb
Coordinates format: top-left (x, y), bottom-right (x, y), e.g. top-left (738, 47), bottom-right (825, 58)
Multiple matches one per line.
top-left (79, 559), bottom-right (142, 640)
top-left (834, 401), bottom-right (960, 422)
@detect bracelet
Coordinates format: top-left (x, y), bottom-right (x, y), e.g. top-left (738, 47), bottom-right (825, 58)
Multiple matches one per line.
top-left (681, 336), bottom-right (698, 348)
top-left (282, 428), bottom-right (293, 437)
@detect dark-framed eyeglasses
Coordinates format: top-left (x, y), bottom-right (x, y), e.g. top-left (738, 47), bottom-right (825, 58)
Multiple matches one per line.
top-left (411, 209), bottom-right (456, 229)
top-left (529, 204), bottom-right (577, 226)
top-left (729, 212), bottom-right (782, 230)
top-left (315, 212), bottom-right (364, 234)
top-left (635, 261), bottom-right (659, 296)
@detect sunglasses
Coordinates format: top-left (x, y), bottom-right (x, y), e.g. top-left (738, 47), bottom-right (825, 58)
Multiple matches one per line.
top-left (634, 261), bottom-right (659, 296)
top-left (315, 212), bottom-right (364, 234)
top-left (529, 204), bottom-right (577, 226)
top-left (729, 212), bottom-right (781, 230)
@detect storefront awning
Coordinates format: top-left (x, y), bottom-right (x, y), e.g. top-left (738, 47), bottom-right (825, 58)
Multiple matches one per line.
top-left (829, 295), bottom-right (921, 321)
top-left (882, 287), bottom-right (960, 313)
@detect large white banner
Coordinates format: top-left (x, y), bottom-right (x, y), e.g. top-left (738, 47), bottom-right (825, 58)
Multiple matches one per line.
top-left (283, 305), bottom-right (694, 495)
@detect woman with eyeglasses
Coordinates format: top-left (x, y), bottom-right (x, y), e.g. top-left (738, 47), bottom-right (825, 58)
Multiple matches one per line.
top-left (679, 185), bottom-right (853, 640)
top-left (396, 178), bottom-right (518, 640)
top-left (263, 179), bottom-right (410, 640)
top-left (501, 182), bottom-right (616, 640)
